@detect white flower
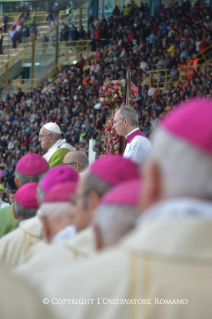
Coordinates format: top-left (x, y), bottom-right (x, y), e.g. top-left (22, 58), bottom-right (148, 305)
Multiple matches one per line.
top-left (114, 94), bottom-right (117, 98)
top-left (100, 98), bottom-right (104, 102)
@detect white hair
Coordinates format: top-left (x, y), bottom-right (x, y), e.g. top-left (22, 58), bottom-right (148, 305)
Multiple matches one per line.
top-left (40, 202), bottom-right (74, 220)
top-left (93, 204), bottom-right (139, 247)
top-left (150, 127), bottom-right (212, 199)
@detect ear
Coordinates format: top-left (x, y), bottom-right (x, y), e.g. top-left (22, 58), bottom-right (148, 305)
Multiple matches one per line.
top-left (12, 205), bottom-right (18, 220)
top-left (92, 223), bottom-right (103, 250)
top-left (15, 177), bottom-right (22, 189)
top-left (124, 118), bottom-right (130, 126)
top-left (39, 216), bottom-right (51, 244)
top-left (74, 164), bottom-right (79, 172)
top-left (141, 160), bottom-right (162, 212)
top-left (87, 191), bottom-right (100, 216)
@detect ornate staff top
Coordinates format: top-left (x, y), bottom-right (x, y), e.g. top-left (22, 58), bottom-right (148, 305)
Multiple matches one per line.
top-left (123, 70), bottom-right (132, 107)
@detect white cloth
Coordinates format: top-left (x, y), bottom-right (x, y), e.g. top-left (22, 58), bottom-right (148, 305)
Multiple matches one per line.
top-left (43, 139), bottom-right (76, 162)
top-left (0, 199), bottom-right (10, 209)
top-left (137, 197), bottom-right (212, 229)
top-left (14, 198), bottom-right (212, 319)
top-left (123, 129), bottom-right (152, 164)
top-left (51, 225), bottom-right (76, 245)
top-left (19, 220), bottom-right (30, 227)
top-left (0, 216), bottom-right (43, 270)
top-left (0, 266), bottom-right (58, 319)
top-left (14, 228), bottom-right (96, 288)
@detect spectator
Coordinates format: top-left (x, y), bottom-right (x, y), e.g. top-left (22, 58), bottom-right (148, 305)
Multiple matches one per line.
top-left (2, 13), bottom-right (8, 33)
top-left (66, 4), bottom-right (72, 25)
top-left (53, 3), bottom-right (59, 24)
top-left (47, 5), bottom-right (53, 27)
top-left (10, 26), bottom-right (17, 49)
top-left (21, 23), bottom-right (29, 44)
top-left (79, 26), bottom-right (85, 40)
top-left (0, 31), bottom-right (3, 55)
top-left (30, 22), bottom-right (37, 43)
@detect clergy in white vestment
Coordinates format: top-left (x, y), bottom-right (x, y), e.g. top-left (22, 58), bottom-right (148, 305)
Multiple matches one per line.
top-left (0, 183), bottom-right (39, 270)
top-left (15, 98), bottom-right (212, 319)
top-left (93, 178), bottom-right (141, 249)
top-left (0, 165), bottom-right (79, 271)
top-left (39, 182), bottom-right (77, 244)
top-left (113, 106), bottom-right (152, 164)
top-left (39, 122), bottom-right (76, 168)
top-left (0, 153), bottom-right (49, 239)
top-left (14, 156), bottom-right (140, 283)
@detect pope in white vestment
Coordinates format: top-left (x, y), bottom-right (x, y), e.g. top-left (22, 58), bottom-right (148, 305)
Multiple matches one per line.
top-left (39, 122), bottom-right (75, 168)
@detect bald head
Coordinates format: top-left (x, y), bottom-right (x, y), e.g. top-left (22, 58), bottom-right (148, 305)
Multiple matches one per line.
top-left (63, 151), bottom-right (89, 174)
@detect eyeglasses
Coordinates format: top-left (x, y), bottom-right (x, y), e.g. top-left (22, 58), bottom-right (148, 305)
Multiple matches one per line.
top-left (38, 134), bottom-right (52, 139)
top-left (63, 162), bottom-right (77, 166)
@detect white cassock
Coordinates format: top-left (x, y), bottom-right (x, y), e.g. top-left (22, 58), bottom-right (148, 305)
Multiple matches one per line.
top-left (14, 228), bottom-right (96, 287)
top-left (15, 198), bottom-right (212, 319)
top-left (0, 216), bottom-right (43, 270)
top-left (0, 265), bottom-right (58, 319)
top-left (123, 128), bottom-right (152, 164)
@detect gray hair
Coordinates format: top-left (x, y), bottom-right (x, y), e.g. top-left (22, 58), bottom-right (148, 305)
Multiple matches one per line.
top-left (93, 205), bottom-right (139, 247)
top-left (37, 182), bottom-right (45, 205)
top-left (40, 202), bottom-right (74, 220)
top-left (150, 127), bottom-right (212, 199)
top-left (82, 172), bottom-right (113, 209)
top-left (15, 170), bottom-right (47, 185)
top-left (14, 200), bottom-right (37, 219)
top-left (46, 129), bottom-right (61, 141)
top-left (70, 151), bottom-right (89, 170)
top-left (118, 106), bottom-right (138, 127)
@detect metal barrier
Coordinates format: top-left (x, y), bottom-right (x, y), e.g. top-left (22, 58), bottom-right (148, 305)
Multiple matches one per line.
top-left (148, 45), bottom-right (212, 90)
top-left (9, 78), bottom-right (41, 94)
top-left (0, 2), bottom-right (90, 97)
top-left (48, 40), bottom-right (92, 80)
top-left (1, 7), bottom-right (88, 27)
top-left (0, 11), bottom-right (67, 25)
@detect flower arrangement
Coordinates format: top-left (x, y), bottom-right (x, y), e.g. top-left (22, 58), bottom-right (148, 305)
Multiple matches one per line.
top-left (103, 114), bottom-right (120, 155)
top-left (99, 79), bottom-right (139, 155)
top-left (99, 79), bottom-right (139, 107)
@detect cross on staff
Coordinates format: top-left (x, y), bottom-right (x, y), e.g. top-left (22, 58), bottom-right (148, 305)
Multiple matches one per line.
top-left (119, 70), bottom-right (132, 154)
top-left (123, 70), bottom-right (132, 108)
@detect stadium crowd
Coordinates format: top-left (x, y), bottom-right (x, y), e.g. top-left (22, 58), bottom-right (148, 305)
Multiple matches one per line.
top-left (0, 0), bottom-right (211, 199)
top-left (0, 2), bottom-right (212, 319)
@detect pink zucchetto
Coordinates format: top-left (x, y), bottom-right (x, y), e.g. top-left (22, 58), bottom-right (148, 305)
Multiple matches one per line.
top-left (15, 183), bottom-right (39, 208)
top-left (43, 182), bottom-right (77, 203)
top-left (16, 153), bottom-right (49, 175)
top-left (90, 156), bottom-right (140, 186)
top-left (161, 98), bottom-right (212, 154)
top-left (41, 166), bottom-right (79, 193)
top-left (101, 179), bottom-right (141, 206)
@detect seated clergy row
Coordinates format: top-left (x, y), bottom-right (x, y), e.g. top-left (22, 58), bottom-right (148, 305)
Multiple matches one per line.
top-left (0, 98), bottom-right (212, 319)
